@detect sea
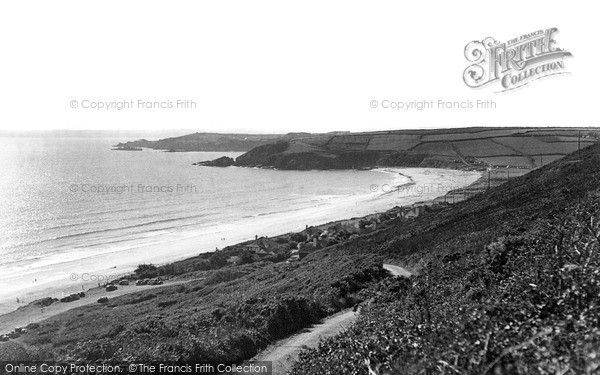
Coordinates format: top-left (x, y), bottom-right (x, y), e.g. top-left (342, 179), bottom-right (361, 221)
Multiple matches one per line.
top-left (0, 136), bottom-right (481, 315)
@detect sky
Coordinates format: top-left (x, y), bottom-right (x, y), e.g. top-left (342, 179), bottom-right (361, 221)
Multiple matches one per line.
top-left (0, 1), bottom-right (597, 134)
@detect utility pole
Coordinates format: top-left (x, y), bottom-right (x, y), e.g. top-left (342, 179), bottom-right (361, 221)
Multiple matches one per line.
top-left (487, 169), bottom-right (491, 190)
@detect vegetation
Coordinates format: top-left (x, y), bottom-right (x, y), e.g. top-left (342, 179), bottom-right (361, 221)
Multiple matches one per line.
top-left (292, 200), bottom-right (600, 374)
top-left (134, 263), bottom-right (158, 278)
top-left (0, 254), bottom-right (388, 364)
top-left (290, 145), bottom-right (600, 374)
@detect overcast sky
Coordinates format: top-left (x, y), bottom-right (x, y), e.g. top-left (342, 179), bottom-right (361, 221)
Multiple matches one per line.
top-left (0, 1), bottom-right (597, 134)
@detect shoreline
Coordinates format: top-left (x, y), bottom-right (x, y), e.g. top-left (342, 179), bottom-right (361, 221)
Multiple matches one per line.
top-left (0, 168), bottom-right (482, 327)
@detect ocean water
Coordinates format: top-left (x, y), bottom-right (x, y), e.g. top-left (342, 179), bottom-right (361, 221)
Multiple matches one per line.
top-left (0, 136), bottom-right (481, 314)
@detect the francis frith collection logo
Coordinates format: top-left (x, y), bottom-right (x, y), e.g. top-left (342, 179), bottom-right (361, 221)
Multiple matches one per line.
top-left (463, 28), bottom-right (572, 92)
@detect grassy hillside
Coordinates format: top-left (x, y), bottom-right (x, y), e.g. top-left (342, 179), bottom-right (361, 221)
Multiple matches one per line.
top-left (289, 144), bottom-right (600, 374)
top-left (0, 253), bottom-right (388, 363)
top-left (232, 127), bottom-right (599, 170)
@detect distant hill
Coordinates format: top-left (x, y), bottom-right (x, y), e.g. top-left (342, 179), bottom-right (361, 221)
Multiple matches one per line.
top-left (114, 132), bottom-right (304, 152)
top-left (207, 127), bottom-right (600, 169)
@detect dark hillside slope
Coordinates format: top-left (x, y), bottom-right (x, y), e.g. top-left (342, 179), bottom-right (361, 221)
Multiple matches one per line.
top-left (291, 145), bottom-right (600, 373)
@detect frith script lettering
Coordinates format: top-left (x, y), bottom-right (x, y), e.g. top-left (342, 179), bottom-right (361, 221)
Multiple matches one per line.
top-left (463, 27), bottom-right (572, 92)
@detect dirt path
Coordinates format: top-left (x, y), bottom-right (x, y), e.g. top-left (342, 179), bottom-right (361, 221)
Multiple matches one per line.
top-left (252, 309), bottom-right (357, 375)
top-left (252, 263), bottom-right (411, 375)
top-left (0, 279), bottom-right (194, 336)
top-left (383, 263), bottom-right (412, 277)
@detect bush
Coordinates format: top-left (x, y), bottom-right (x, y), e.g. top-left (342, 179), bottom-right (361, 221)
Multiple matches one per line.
top-left (209, 252), bottom-right (228, 268)
top-left (239, 252), bottom-right (254, 264)
top-left (290, 232), bottom-right (307, 242)
top-left (358, 219), bottom-right (371, 230)
top-left (134, 264), bottom-right (158, 278)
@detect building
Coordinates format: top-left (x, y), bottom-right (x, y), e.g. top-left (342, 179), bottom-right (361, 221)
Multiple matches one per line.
top-left (400, 205), bottom-right (421, 219)
top-left (245, 243), bottom-right (261, 253)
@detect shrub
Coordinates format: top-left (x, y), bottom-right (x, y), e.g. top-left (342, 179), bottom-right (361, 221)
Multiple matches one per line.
top-left (134, 264), bottom-right (158, 278)
top-left (239, 252), bottom-right (255, 264)
top-left (358, 219), bottom-right (371, 229)
top-left (290, 232), bottom-right (307, 242)
top-left (209, 252), bottom-right (228, 268)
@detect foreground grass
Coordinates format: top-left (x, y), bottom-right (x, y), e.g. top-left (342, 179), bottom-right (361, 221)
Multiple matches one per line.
top-left (292, 197), bottom-right (600, 374)
top-left (0, 252), bottom-right (387, 363)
